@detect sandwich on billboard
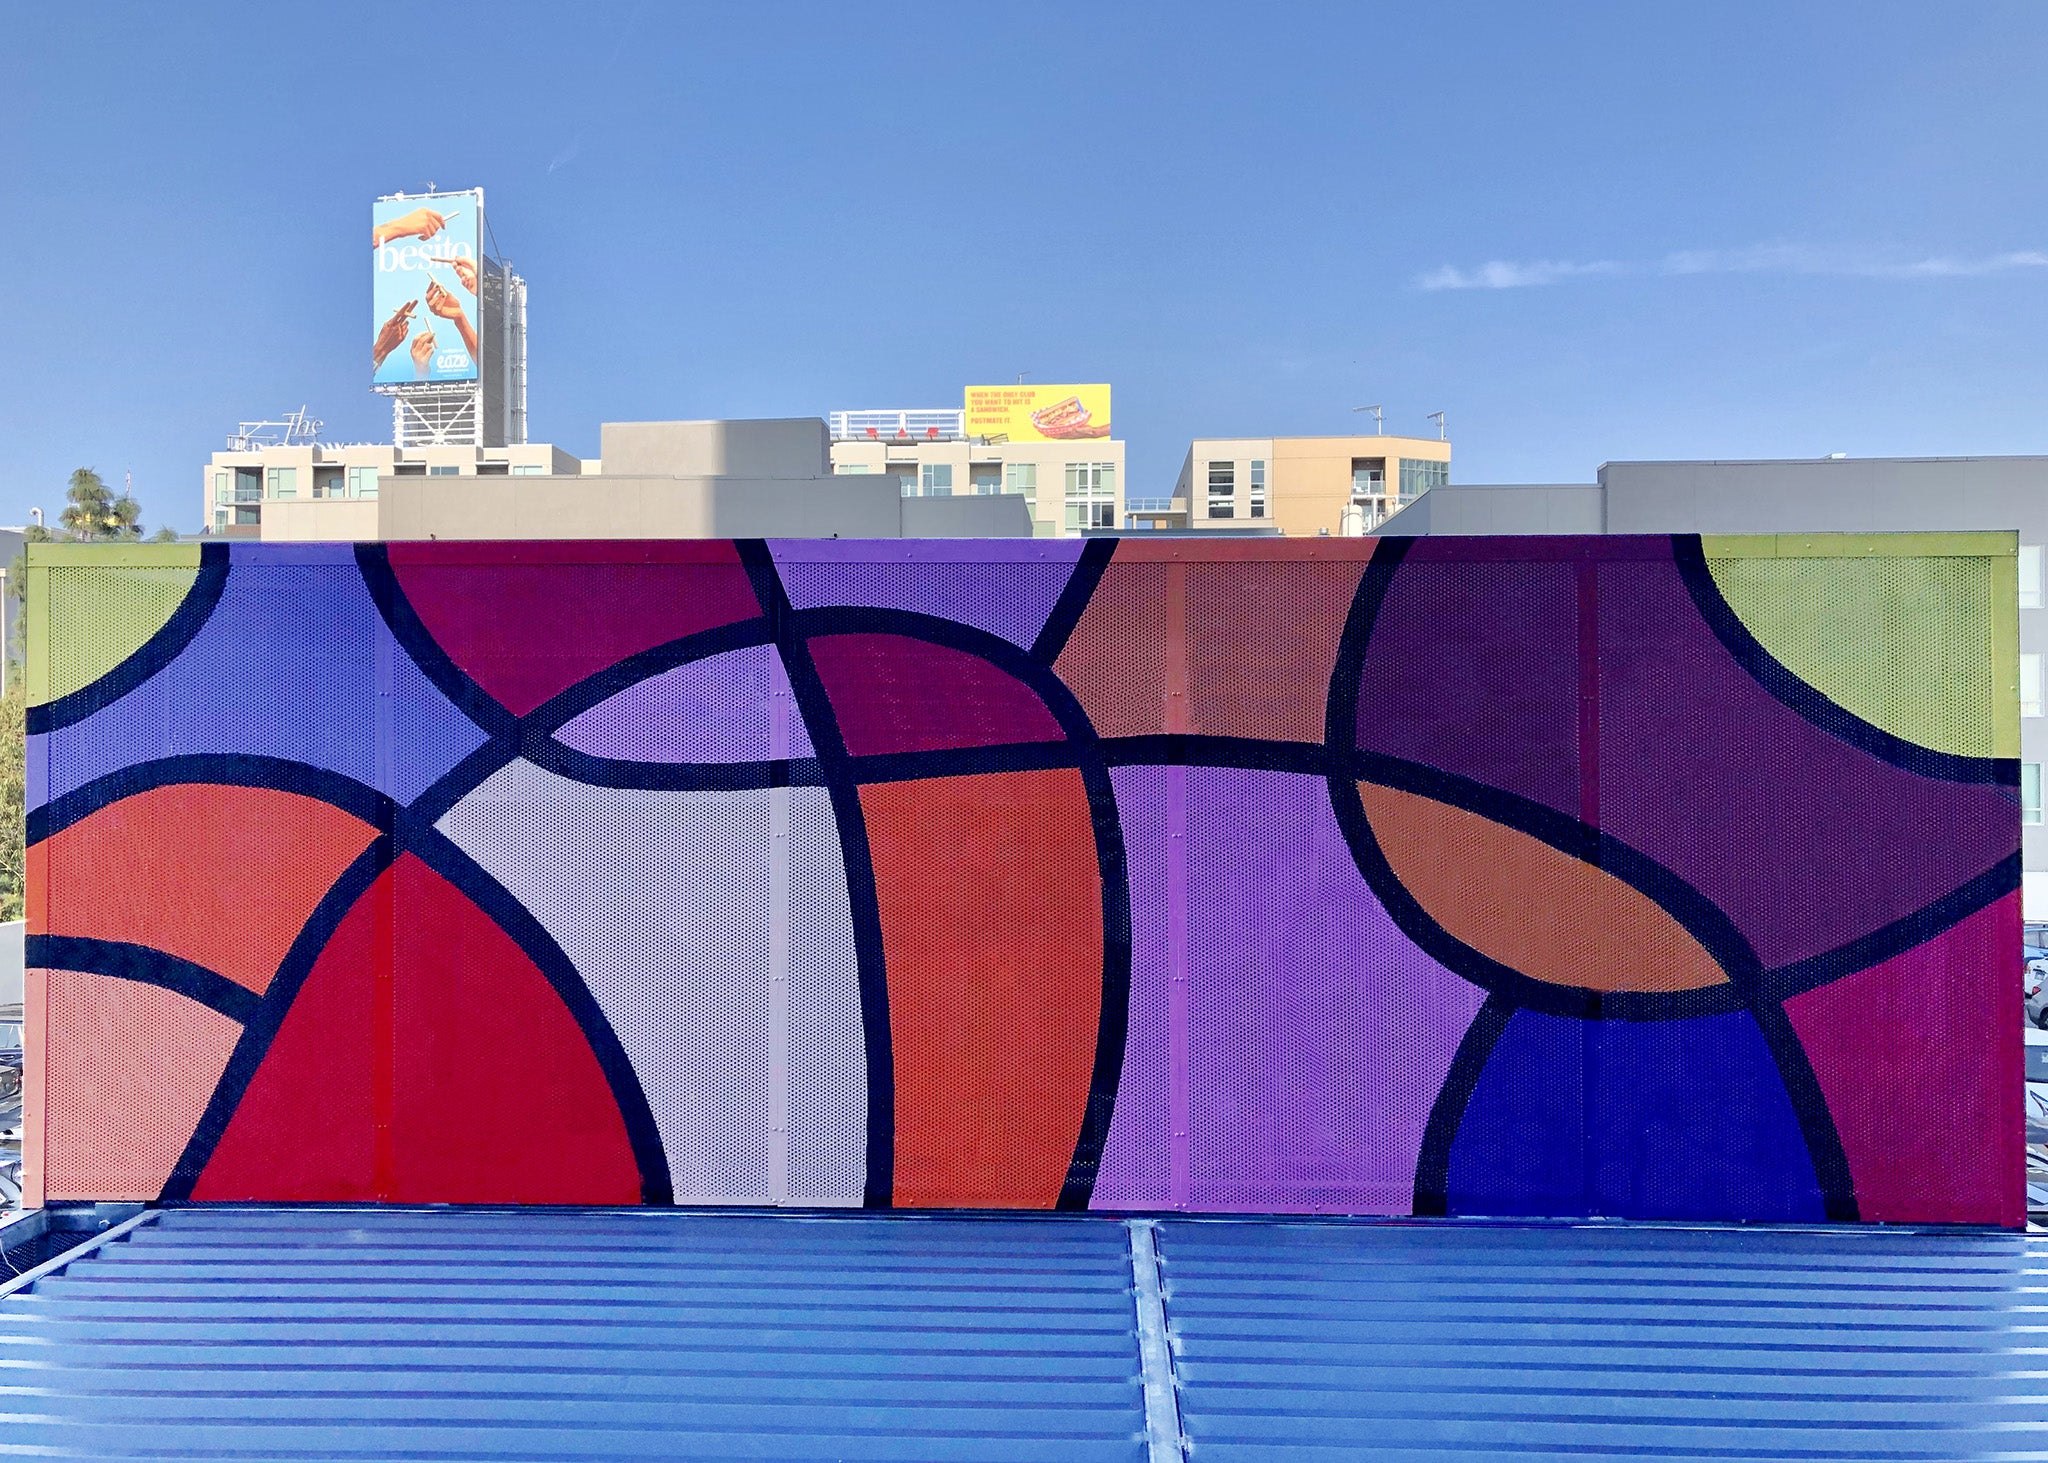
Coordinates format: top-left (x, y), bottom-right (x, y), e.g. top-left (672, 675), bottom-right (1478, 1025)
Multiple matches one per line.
top-left (372, 191), bottom-right (484, 386)
top-left (964, 384), bottom-right (1112, 442)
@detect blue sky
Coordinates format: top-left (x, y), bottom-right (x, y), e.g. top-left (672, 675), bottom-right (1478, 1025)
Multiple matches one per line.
top-left (4, 2), bottom-right (2047, 532)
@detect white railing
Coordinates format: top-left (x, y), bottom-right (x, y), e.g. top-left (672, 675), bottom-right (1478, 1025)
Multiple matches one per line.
top-left (829, 409), bottom-right (966, 442)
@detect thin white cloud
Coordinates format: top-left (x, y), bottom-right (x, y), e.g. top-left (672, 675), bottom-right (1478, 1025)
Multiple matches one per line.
top-left (1414, 258), bottom-right (1625, 291)
top-left (1417, 245), bottom-right (2048, 290)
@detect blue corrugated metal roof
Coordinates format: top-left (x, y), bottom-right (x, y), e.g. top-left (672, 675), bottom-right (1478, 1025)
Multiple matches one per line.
top-left (1158, 1219), bottom-right (2048, 1461)
top-left (3, 1208), bottom-right (2046, 1460)
top-left (0, 1208), bottom-right (1147, 1460)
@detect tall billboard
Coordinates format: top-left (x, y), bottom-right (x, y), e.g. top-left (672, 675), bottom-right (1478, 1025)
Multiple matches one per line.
top-left (965, 384), bottom-right (1112, 442)
top-left (372, 191), bottom-right (483, 386)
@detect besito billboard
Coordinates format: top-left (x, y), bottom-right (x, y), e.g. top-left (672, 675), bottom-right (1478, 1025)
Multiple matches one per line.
top-left (964, 384), bottom-right (1112, 443)
top-left (372, 191), bottom-right (483, 386)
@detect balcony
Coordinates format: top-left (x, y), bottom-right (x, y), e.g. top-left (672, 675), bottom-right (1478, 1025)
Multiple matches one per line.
top-left (829, 409), bottom-right (965, 443)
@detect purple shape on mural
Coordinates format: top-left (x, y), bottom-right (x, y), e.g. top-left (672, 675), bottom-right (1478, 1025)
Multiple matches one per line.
top-left (1592, 546), bottom-right (2018, 971)
top-left (36, 544), bottom-right (490, 809)
top-left (1356, 541), bottom-right (1583, 820)
top-left (1092, 765), bottom-right (1487, 1215)
top-left (553, 643), bottom-right (813, 764)
top-left (771, 539), bottom-right (1085, 650)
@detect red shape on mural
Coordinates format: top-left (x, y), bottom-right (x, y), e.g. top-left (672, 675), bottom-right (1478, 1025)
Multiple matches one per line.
top-left (193, 853), bottom-right (642, 1204)
top-left (387, 541), bottom-right (762, 716)
top-left (810, 633), bottom-right (1064, 756)
top-left (1783, 892), bottom-right (2024, 1227)
top-left (860, 769), bottom-right (1104, 1207)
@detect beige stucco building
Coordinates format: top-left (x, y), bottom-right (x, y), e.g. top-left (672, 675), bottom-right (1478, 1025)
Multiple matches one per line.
top-left (1144, 434), bottom-right (1451, 536)
top-left (201, 418), bottom-right (1031, 541)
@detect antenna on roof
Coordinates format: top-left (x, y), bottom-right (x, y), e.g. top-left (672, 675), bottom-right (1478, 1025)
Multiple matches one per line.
top-left (1353, 405), bottom-right (1383, 435)
top-left (1426, 410), bottom-right (1447, 440)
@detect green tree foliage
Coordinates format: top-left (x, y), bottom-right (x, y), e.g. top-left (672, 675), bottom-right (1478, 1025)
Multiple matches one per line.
top-left (60, 468), bottom-right (143, 541)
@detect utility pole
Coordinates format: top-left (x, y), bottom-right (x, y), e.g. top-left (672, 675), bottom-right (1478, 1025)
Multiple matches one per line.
top-left (1426, 411), bottom-right (1447, 440)
top-left (1352, 405), bottom-right (1383, 435)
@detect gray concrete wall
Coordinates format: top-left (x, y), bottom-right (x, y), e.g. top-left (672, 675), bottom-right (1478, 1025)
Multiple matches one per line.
top-left (599, 418), bottom-right (831, 479)
top-left (1376, 485), bottom-right (1603, 536)
top-left (266, 473), bottom-right (1032, 541)
top-left (1600, 457), bottom-right (2048, 535)
top-left (899, 494), bottom-right (1035, 537)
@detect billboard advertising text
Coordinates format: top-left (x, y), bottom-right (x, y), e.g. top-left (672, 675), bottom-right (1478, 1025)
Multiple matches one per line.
top-left (372, 192), bottom-right (483, 386)
top-left (964, 384), bottom-right (1112, 443)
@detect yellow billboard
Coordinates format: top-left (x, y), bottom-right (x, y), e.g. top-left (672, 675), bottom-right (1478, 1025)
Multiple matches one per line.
top-left (964, 384), bottom-right (1112, 443)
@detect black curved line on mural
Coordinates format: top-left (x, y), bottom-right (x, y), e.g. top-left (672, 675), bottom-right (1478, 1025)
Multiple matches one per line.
top-left (353, 545), bottom-right (524, 745)
top-left (65, 755), bottom-right (673, 1207)
top-left (27, 543), bottom-right (231, 736)
top-left (853, 732), bottom-right (1336, 788)
top-left (521, 729), bottom-right (827, 795)
top-left (1347, 747), bottom-right (1768, 1007)
top-left (1673, 534), bottom-right (2019, 789)
top-left (1101, 734), bottom-right (1333, 778)
top-left (781, 599), bottom-right (1133, 1210)
top-left (1411, 996), bottom-right (1516, 1217)
top-left (1030, 537), bottom-right (1118, 664)
top-left (848, 739), bottom-right (1082, 786)
top-left (401, 822), bottom-right (675, 1207)
top-left (1760, 852), bottom-right (2021, 1004)
top-left (27, 936), bottom-right (259, 1025)
top-left (1747, 992), bottom-right (1859, 1221)
top-left (162, 834), bottom-right (399, 1202)
top-left (29, 753), bottom-right (393, 849)
top-left (521, 616), bottom-right (781, 736)
top-left (404, 738), bottom-right (524, 830)
top-left (1330, 536), bottom-right (1860, 1222)
top-left (736, 541), bottom-right (896, 1208)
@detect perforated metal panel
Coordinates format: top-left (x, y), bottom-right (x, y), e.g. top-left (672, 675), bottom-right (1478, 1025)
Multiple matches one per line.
top-left (1705, 550), bottom-right (1999, 759)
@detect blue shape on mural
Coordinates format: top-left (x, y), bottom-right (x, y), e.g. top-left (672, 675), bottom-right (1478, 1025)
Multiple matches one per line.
top-left (36, 545), bottom-right (489, 809)
top-left (1445, 1007), bottom-right (1826, 1222)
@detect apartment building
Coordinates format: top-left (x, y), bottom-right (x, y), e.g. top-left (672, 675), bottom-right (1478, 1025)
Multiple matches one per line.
top-left (1145, 435), bottom-right (1451, 536)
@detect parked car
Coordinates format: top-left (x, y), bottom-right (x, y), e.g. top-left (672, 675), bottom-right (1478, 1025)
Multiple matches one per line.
top-left (2026, 947), bottom-right (2048, 1030)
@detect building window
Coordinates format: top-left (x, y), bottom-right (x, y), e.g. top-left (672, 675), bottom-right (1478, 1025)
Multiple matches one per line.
top-left (213, 508), bottom-right (227, 531)
top-left (234, 505), bottom-right (260, 526)
top-left (1249, 459), bottom-right (1267, 520)
top-left (428, 465), bottom-right (460, 477)
top-left (836, 463), bottom-right (873, 475)
top-left (1064, 462), bottom-right (1116, 530)
top-left (1004, 462), bottom-right (1038, 503)
top-left (265, 466), bottom-right (297, 500)
top-left (2024, 654), bottom-right (2043, 718)
top-left (2023, 545), bottom-right (2043, 610)
top-left (234, 467), bottom-right (262, 503)
top-left (394, 462), bottom-right (427, 476)
top-left (312, 468), bottom-right (344, 499)
top-left (970, 465), bottom-right (1001, 496)
top-left (1398, 459), bottom-right (1449, 498)
top-left (1207, 461), bottom-right (1235, 519)
top-left (346, 466), bottom-right (380, 499)
top-left (1351, 459), bottom-right (1386, 500)
top-left (920, 463), bottom-right (954, 497)
top-left (213, 472), bottom-right (231, 506)
top-left (511, 463), bottom-right (545, 476)
top-left (2026, 763), bottom-right (2044, 825)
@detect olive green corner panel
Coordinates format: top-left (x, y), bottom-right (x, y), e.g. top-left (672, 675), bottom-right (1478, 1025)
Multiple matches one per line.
top-left (1700, 535), bottom-right (2015, 760)
top-left (30, 545), bottom-right (204, 708)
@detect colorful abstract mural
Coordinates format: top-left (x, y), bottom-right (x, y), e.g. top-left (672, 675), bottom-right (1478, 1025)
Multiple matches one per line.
top-left (20, 534), bottom-right (2026, 1224)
